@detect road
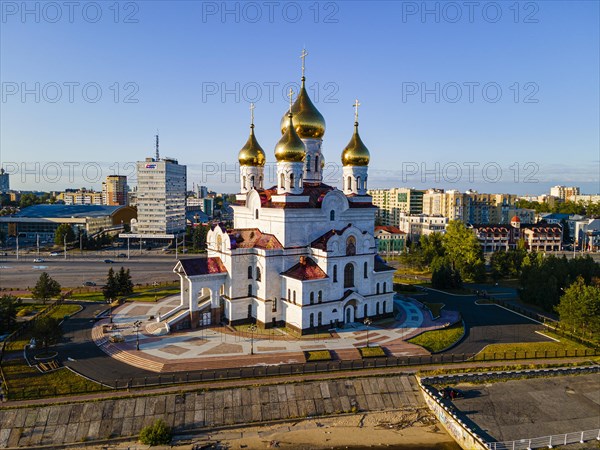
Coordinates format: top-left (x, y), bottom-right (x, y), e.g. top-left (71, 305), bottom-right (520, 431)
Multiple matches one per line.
top-left (0, 254), bottom-right (198, 288)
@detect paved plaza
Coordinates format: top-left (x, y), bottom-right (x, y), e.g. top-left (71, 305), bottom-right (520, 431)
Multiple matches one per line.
top-left (92, 295), bottom-right (459, 372)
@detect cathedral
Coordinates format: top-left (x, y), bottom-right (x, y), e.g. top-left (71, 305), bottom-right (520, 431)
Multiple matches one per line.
top-left (171, 53), bottom-right (395, 334)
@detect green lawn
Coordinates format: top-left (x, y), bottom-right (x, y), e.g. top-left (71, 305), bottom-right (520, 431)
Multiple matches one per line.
top-left (69, 283), bottom-right (179, 303)
top-left (358, 346), bottom-right (386, 358)
top-left (408, 322), bottom-right (464, 353)
top-left (305, 350), bottom-right (333, 361)
top-left (4, 304), bottom-right (82, 352)
top-left (473, 331), bottom-right (594, 361)
top-left (2, 358), bottom-right (104, 400)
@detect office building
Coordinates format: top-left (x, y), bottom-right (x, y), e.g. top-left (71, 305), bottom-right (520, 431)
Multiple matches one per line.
top-left (102, 175), bottom-right (128, 206)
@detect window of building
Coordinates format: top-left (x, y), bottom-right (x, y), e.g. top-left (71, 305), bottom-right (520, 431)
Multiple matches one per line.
top-left (376, 302), bottom-right (380, 315)
top-left (363, 304), bottom-right (368, 318)
top-left (293, 291), bottom-right (296, 304)
top-left (280, 173), bottom-right (285, 189)
top-left (315, 155), bottom-right (319, 171)
top-left (383, 282), bottom-right (387, 293)
top-left (256, 267), bottom-right (261, 281)
top-left (310, 292), bottom-right (314, 304)
top-left (247, 304), bottom-right (252, 318)
top-left (346, 236), bottom-right (356, 256)
top-left (242, 176), bottom-right (247, 190)
top-left (272, 298), bottom-right (277, 313)
top-left (333, 265), bottom-right (337, 282)
top-left (382, 301), bottom-right (386, 313)
top-left (310, 313), bottom-right (314, 328)
top-left (306, 155), bottom-right (311, 172)
top-left (248, 285), bottom-right (252, 297)
top-left (318, 312), bottom-right (322, 326)
top-left (347, 176), bottom-right (352, 191)
top-left (318, 290), bottom-right (323, 303)
top-left (290, 173), bottom-right (295, 189)
top-left (344, 263), bottom-right (354, 288)
top-left (248, 266), bottom-right (253, 279)
top-left (363, 261), bottom-right (368, 278)
top-left (255, 209), bottom-right (259, 219)
top-left (287, 289), bottom-right (291, 300)
top-left (376, 283), bottom-right (380, 294)
top-left (330, 210), bottom-right (335, 221)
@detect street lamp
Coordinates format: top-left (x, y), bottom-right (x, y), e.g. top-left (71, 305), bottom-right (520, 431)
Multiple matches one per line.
top-left (133, 320), bottom-right (142, 350)
top-left (248, 323), bottom-right (257, 355)
top-left (107, 299), bottom-right (113, 323)
top-left (364, 318), bottom-right (372, 347)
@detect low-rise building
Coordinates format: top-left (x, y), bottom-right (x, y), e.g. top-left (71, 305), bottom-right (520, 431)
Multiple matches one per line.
top-left (397, 213), bottom-right (448, 242)
top-left (57, 188), bottom-right (103, 205)
top-left (374, 225), bottom-right (406, 255)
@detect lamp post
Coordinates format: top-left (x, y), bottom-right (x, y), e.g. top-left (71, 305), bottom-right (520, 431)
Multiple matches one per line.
top-left (107, 299), bottom-right (113, 323)
top-left (364, 318), bottom-right (372, 347)
top-left (248, 323), bottom-right (257, 355)
top-left (134, 320), bottom-right (142, 350)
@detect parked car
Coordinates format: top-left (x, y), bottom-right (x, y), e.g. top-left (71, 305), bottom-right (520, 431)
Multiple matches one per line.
top-left (33, 258), bottom-right (45, 263)
top-left (117, 253), bottom-right (127, 258)
top-left (440, 387), bottom-right (464, 400)
top-left (49, 252), bottom-right (60, 256)
top-left (103, 259), bottom-right (114, 264)
top-left (82, 281), bottom-right (96, 287)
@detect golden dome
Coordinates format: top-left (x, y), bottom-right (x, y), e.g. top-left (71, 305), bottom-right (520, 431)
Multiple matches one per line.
top-left (238, 125), bottom-right (266, 166)
top-left (280, 78), bottom-right (326, 139)
top-left (275, 114), bottom-right (306, 163)
top-left (341, 122), bottom-right (370, 166)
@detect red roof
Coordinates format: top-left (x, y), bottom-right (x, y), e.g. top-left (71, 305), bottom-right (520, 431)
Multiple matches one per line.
top-left (178, 257), bottom-right (227, 276)
top-left (375, 225), bottom-right (405, 235)
top-left (228, 228), bottom-right (283, 250)
top-left (281, 256), bottom-right (328, 281)
top-left (311, 224), bottom-right (353, 250)
top-left (511, 216), bottom-right (521, 222)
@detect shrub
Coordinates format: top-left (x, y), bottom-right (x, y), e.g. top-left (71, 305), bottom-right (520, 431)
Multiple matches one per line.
top-left (304, 350), bottom-right (332, 361)
top-left (358, 346), bottom-right (386, 358)
top-left (139, 419), bottom-right (171, 446)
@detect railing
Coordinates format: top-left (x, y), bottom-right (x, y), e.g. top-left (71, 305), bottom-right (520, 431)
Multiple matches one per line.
top-left (487, 429), bottom-right (600, 450)
top-left (6, 348), bottom-right (600, 401)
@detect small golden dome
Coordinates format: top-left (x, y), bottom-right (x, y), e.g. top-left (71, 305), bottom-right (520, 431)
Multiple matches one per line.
top-left (275, 114), bottom-right (306, 163)
top-left (341, 122), bottom-right (370, 166)
top-left (238, 125), bottom-right (266, 166)
top-left (280, 78), bottom-right (326, 139)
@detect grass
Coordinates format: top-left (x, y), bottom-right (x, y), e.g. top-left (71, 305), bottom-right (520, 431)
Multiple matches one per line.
top-left (304, 350), bottom-right (333, 362)
top-left (69, 283), bottom-right (179, 303)
top-left (423, 302), bottom-right (444, 318)
top-left (4, 304), bottom-right (82, 352)
top-left (473, 331), bottom-right (592, 361)
top-left (408, 322), bottom-right (465, 353)
top-left (358, 346), bottom-right (386, 358)
top-left (2, 358), bottom-right (104, 400)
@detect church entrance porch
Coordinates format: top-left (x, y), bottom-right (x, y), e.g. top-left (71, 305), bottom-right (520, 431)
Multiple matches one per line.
top-left (344, 304), bottom-right (355, 324)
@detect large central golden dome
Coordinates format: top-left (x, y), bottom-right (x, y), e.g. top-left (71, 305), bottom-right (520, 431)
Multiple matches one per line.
top-left (341, 122), bottom-right (370, 166)
top-left (275, 114), bottom-right (306, 162)
top-left (238, 125), bottom-right (266, 167)
top-left (280, 77), bottom-right (326, 139)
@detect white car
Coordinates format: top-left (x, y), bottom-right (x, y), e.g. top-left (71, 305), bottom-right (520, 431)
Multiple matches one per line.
top-left (49, 252), bottom-right (60, 256)
top-left (33, 258), bottom-right (45, 263)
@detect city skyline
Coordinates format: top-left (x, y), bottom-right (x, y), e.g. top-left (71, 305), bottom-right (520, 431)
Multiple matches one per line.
top-left (1, 1), bottom-right (599, 194)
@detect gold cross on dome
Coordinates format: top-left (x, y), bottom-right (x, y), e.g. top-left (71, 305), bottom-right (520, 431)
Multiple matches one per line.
top-left (249, 102), bottom-right (255, 126)
top-left (300, 48), bottom-right (308, 77)
top-left (288, 88), bottom-right (294, 114)
top-left (353, 99), bottom-right (360, 123)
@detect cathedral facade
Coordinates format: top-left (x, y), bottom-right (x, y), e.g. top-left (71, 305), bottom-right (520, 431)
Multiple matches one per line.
top-left (172, 57), bottom-right (395, 334)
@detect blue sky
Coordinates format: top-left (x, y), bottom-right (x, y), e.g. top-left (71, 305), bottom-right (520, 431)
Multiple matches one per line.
top-left (1, 0), bottom-right (599, 195)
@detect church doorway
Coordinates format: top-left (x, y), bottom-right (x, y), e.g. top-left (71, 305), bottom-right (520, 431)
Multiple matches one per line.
top-left (345, 305), bottom-right (355, 324)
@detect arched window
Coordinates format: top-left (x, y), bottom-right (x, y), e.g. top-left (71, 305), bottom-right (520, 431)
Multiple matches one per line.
top-left (280, 173), bottom-right (285, 189)
top-left (363, 261), bottom-right (368, 278)
top-left (318, 312), bottom-right (322, 326)
top-left (382, 301), bottom-right (386, 313)
top-left (259, 175), bottom-right (263, 188)
top-left (293, 291), bottom-right (296, 304)
top-left (306, 155), bottom-right (311, 172)
top-left (347, 176), bottom-right (352, 191)
top-left (383, 282), bottom-right (387, 293)
top-left (290, 173), bottom-right (295, 189)
top-left (299, 175), bottom-right (303, 188)
top-left (333, 265), bottom-right (338, 282)
top-left (250, 175), bottom-right (255, 188)
top-left (315, 155), bottom-right (319, 172)
top-left (256, 267), bottom-right (261, 281)
top-left (255, 209), bottom-right (259, 219)
top-left (242, 175), bottom-right (247, 190)
top-left (363, 304), bottom-right (368, 318)
top-left (272, 298), bottom-right (277, 312)
top-left (376, 302), bottom-right (380, 315)
top-left (310, 292), bottom-right (314, 304)
top-left (318, 291), bottom-right (322, 303)
top-left (247, 304), bottom-right (252, 318)
top-left (310, 313), bottom-right (314, 328)
top-left (357, 176), bottom-right (361, 190)
top-left (344, 263), bottom-right (354, 288)
top-left (248, 266), bottom-right (253, 279)
top-left (287, 289), bottom-right (291, 300)
top-left (346, 236), bottom-right (356, 256)
top-left (376, 283), bottom-right (380, 294)
top-left (248, 285), bottom-right (253, 297)
top-left (330, 210), bottom-right (335, 221)
top-left (364, 175), bottom-right (367, 189)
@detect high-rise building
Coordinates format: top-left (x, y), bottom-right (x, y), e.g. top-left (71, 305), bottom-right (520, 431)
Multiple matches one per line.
top-left (102, 175), bottom-right (128, 206)
top-left (550, 185), bottom-right (580, 201)
top-left (368, 188), bottom-right (424, 226)
top-left (136, 157), bottom-right (187, 235)
top-left (0, 168), bottom-right (9, 193)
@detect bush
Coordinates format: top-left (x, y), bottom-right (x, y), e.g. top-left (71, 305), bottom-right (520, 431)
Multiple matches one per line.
top-left (139, 419), bottom-right (171, 446)
top-left (304, 350), bottom-right (332, 361)
top-left (358, 346), bottom-right (386, 358)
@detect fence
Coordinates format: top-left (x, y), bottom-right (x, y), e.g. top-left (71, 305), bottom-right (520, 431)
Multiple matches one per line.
top-left (7, 347), bottom-right (600, 401)
top-left (487, 429), bottom-right (600, 450)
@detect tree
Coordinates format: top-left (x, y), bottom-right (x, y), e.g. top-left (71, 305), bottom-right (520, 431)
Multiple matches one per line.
top-left (442, 220), bottom-right (485, 282)
top-left (116, 267), bottom-right (134, 296)
top-left (103, 267), bottom-right (119, 300)
top-left (54, 223), bottom-right (75, 246)
top-left (420, 232), bottom-right (445, 267)
top-left (31, 316), bottom-right (63, 353)
top-left (0, 295), bottom-right (21, 334)
top-left (192, 225), bottom-right (209, 251)
top-left (555, 277), bottom-right (600, 338)
top-left (431, 257), bottom-right (462, 289)
top-left (31, 272), bottom-right (61, 304)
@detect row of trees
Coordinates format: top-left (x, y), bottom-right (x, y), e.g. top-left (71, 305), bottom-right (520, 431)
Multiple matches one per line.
top-left (516, 199), bottom-right (600, 216)
top-left (103, 267), bottom-right (134, 300)
top-left (555, 277), bottom-right (600, 340)
top-left (400, 220), bottom-right (486, 288)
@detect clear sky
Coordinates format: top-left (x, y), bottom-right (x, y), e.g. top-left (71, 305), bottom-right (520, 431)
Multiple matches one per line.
top-left (1, 0), bottom-right (599, 195)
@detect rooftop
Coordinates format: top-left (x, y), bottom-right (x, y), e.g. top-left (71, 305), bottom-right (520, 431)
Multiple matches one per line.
top-left (13, 204), bottom-right (129, 219)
